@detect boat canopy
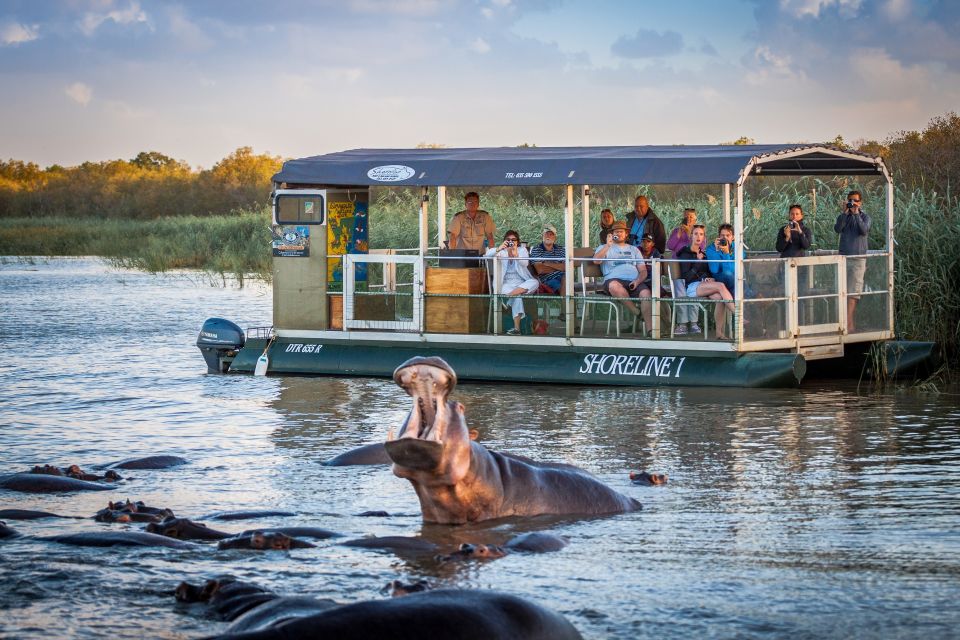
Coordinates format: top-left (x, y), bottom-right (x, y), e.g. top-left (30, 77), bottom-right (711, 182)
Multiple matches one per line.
top-left (273, 145), bottom-right (886, 187)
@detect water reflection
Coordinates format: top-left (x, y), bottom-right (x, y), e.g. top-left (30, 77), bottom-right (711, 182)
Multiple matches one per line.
top-left (2, 260), bottom-right (959, 640)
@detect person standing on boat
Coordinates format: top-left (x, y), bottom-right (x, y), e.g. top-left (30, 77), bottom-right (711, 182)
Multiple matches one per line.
top-left (448, 192), bottom-right (496, 251)
top-left (486, 230), bottom-right (539, 335)
top-left (667, 208), bottom-right (704, 256)
top-left (529, 224), bottom-right (566, 294)
top-left (777, 204), bottom-right (812, 258)
top-left (599, 208), bottom-right (616, 244)
top-left (593, 220), bottom-right (651, 331)
top-left (834, 190), bottom-right (871, 333)
top-left (676, 225), bottom-right (735, 340)
top-left (624, 195), bottom-right (666, 254)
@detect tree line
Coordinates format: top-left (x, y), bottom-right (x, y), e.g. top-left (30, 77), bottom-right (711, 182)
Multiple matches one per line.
top-left (1, 112), bottom-right (957, 220)
top-left (0, 147), bottom-right (282, 220)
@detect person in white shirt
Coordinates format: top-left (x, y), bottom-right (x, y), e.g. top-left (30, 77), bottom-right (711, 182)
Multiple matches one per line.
top-left (485, 230), bottom-right (539, 335)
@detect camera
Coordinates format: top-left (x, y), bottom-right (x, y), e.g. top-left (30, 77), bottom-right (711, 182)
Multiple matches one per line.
top-left (718, 238), bottom-right (728, 247)
top-left (506, 240), bottom-right (515, 247)
top-left (790, 221), bottom-right (799, 229)
top-left (846, 200), bottom-right (856, 210)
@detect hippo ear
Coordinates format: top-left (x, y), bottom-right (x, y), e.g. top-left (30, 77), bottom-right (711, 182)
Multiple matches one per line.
top-left (468, 429), bottom-right (479, 441)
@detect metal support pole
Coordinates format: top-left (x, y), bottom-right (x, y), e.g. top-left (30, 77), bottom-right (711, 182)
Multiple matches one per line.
top-left (723, 183), bottom-right (731, 224)
top-left (419, 187), bottom-right (429, 257)
top-left (886, 177), bottom-right (895, 332)
top-left (437, 186), bottom-right (447, 248)
top-left (734, 182), bottom-right (745, 344)
top-left (564, 184), bottom-right (575, 337)
top-left (581, 185), bottom-right (590, 247)
top-left (651, 259), bottom-right (660, 339)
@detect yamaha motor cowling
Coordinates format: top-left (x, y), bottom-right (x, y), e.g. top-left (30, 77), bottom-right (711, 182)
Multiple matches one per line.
top-left (196, 318), bottom-right (245, 373)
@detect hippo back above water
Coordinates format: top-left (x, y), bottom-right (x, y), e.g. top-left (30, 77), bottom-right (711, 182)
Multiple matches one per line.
top-left (385, 356), bottom-right (641, 524)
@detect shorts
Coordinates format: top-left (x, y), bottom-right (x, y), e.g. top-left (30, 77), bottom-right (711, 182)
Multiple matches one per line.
top-left (603, 278), bottom-right (641, 298)
top-left (685, 281), bottom-right (702, 298)
top-left (846, 257), bottom-right (866, 298)
top-left (539, 270), bottom-right (564, 293)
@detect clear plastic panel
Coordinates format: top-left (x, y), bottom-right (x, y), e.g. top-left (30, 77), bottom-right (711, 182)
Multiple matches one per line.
top-left (850, 254), bottom-right (890, 334)
top-left (743, 259), bottom-right (785, 300)
top-left (798, 262), bottom-right (840, 330)
top-left (742, 297), bottom-right (788, 341)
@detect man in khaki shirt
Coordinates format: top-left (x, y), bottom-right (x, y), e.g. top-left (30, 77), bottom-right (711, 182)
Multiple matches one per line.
top-left (448, 192), bottom-right (495, 251)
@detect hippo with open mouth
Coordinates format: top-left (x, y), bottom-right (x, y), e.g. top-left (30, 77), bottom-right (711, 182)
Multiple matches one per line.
top-left (385, 356), bottom-right (641, 524)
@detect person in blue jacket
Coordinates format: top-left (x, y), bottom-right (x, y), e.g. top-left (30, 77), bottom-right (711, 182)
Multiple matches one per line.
top-left (705, 223), bottom-right (736, 293)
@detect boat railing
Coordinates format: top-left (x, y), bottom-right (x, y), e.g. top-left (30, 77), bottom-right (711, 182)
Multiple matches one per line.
top-left (331, 251), bottom-right (893, 348)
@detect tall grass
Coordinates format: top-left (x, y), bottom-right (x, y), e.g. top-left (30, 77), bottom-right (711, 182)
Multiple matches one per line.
top-left (0, 208), bottom-right (273, 282)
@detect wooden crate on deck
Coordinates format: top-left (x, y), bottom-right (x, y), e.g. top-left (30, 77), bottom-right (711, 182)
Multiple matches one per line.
top-left (328, 293), bottom-right (396, 330)
top-left (424, 267), bottom-right (488, 334)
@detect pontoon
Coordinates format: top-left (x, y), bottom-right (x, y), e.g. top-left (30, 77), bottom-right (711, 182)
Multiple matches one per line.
top-left (196, 145), bottom-right (933, 387)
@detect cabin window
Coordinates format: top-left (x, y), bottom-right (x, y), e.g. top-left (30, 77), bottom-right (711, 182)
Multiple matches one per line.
top-left (275, 192), bottom-right (326, 225)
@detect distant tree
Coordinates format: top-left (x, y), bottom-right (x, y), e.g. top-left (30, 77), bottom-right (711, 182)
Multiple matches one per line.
top-left (415, 142), bottom-right (447, 148)
top-left (720, 136), bottom-right (754, 145)
top-left (825, 134), bottom-right (849, 150)
top-left (516, 142), bottom-right (538, 148)
top-left (130, 151), bottom-right (188, 171)
top-left (883, 112), bottom-right (960, 201)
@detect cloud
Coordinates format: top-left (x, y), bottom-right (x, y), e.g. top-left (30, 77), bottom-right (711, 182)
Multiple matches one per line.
top-left (1, 21), bottom-right (39, 45)
top-left (79, 0), bottom-right (148, 36)
top-left (778, 0), bottom-right (863, 18)
top-left (64, 82), bottom-right (93, 106)
top-left (470, 37), bottom-right (491, 54)
top-left (345, 0), bottom-right (445, 15)
top-left (610, 28), bottom-right (683, 59)
top-left (700, 40), bottom-right (719, 56)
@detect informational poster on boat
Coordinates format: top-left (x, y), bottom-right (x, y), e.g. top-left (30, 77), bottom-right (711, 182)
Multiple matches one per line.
top-left (271, 225), bottom-right (310, 257)
top-left (327, 200), bottom-right (368, 283)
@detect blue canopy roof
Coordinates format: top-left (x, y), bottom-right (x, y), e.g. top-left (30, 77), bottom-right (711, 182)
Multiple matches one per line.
top-left (273, 145), bottom-right (885, 187)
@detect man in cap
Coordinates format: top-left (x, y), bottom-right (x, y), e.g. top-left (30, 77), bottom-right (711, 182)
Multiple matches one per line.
top-left (529, 223), bottom-right (566, 294)
top-left (593, 220), bottom-right (652, 332)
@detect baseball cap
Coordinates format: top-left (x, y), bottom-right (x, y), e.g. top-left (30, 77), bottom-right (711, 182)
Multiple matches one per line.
top-left (542, 224), bottom-right (557, 235)
top-left (641, 233), bottom-right (654, 242)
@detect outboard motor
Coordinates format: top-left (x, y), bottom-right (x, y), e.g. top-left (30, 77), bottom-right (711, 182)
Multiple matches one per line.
top-left (196, 318), bottom-right (245, 374)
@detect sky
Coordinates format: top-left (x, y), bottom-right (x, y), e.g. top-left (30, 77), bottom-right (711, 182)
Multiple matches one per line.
top-left (1, 0), bottom-right (958, 168)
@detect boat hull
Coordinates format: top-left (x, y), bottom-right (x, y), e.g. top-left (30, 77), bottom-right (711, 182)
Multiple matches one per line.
top-left (229, 337), bottom-right (806, 388)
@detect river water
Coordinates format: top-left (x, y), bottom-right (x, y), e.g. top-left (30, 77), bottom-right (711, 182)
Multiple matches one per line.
top-left (1, 257), bottom-right (958, 639)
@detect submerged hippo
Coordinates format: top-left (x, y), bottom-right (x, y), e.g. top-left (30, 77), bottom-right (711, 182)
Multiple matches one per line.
top-left (41, 531), bottom-right (201, 549)
top-left (176, 578), bottom-right (338, 633)
top-left (629, 471), bottom-right (668, 486)
top-left (0, 509), bottom-right (72, 520)
top-left (29, 464), bottom-right (123, 482)
top-left (105, 455), bottom-right (188, 470)
top-left (385, 356), bottom-right (641, 524)
top-left (0, 473), bottom-right (116, 493)
top-left (437, 532), bottom-right (568, 562)
top-left (217, 531), bottom-right (316, 550)
top-left (384, 580), bottom-right (432, 597)
top-left (0, 521), bottom-right (19, 539)
top-left (202, 511), bottom-right (297, 521)
top-left (200, 588), bottom-right (583, 640)
top-left (146, 517), bottom-right (233, 540)
top-left (94, 500), bottom-right (175, 523)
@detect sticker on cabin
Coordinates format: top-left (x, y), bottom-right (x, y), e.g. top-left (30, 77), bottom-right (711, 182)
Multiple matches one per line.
top-left (304, 201), bottom-right (314, 214)
top-left (578, 354), bottom-right (686, 379)
top-left (367, 165), bottom-right (416, 182)
top-left (272, 224), bottom-right (310, 257)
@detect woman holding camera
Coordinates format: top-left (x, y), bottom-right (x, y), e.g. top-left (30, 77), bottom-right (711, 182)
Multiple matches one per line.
top-left (777, 204), bottom-right (812, 258)
top-left (676, 225), bottom-right (736, 340)
top-left (485, 230), bottom-right (539, 335)
top-left (667, 208), bottom-right (704, 256)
